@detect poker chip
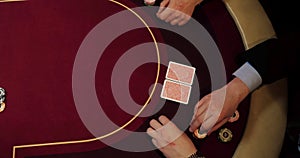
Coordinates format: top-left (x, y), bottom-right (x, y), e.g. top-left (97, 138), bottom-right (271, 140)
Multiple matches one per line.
top-left (228, 110), bottom-right (240, 123)
top-left (218, 128), bottom-right (233, 143)
top-left (0, 87), bottom-right (5, 104)
top-left (0, 102), bottom-right (5, 113)
top-left (193, 128), bottom-right (207, 139)
top-left (0, 96), bottom-right (5, 104)
top-left (144, 0), bottom-right (156, 6)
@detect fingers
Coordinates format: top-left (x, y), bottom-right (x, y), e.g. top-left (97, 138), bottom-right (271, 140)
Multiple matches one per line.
top-left (147, 128), bottom-right (169, 148)
top-left (164, 11), bottom-right (178, 22)
top-left (148, 116), bottom-right (173, 149)
top-left (170, 18), bottom-right (180, 25)
top-left (157, 7), bottom-right (174, 21)
top-left (193, 99), bottom-right (202, 114)
top-left (189, 99), bottom-right (209, 132)
top-left (149, 115), bottom-right (170, 130)
top-left (207, 118), bottom-right (229, 135)
top-left (189, 114), bottom-right (205, 132)
top-left (193, 95), bottom-right (210, 117)
top-left (178, 16), bottom-right (190, 26)
top-left (158, 115), bottom-right (170, 125)
top-left (157, 0), bottom-right (170, 14)
top-left (157, 0), bottom-right (196, 26)
top-left (165, 12), bottom-right (188, 26)
top-left (148, 115), bottom-right (172, 139)
top-left (192, 101), bottom-right (207, 121)
top-left (150, 119), bottom-right (163, 129)
top-left (157, 9), bottom-right (188, 26)
top-left (157, 0), bottom-right (185, 26)
top-left (147, 127), bottom-right (159, 139)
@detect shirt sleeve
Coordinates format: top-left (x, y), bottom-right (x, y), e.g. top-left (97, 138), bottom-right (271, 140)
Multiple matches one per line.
top-left (235, 38), bottom-right (287, 86)
top-left (233, 62), bottom-right (262, 92)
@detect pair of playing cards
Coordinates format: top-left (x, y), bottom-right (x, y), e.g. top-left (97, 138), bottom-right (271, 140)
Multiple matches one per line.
top-left (160, 61), bottom-right (196, 104)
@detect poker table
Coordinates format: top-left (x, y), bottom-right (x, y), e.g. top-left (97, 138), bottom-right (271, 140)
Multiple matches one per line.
top-left (0, 0), bottom-right (251, 157)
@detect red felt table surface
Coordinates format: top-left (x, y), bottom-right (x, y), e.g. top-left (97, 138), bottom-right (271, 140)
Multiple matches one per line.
top-left (0, 0), bottom-right (249, 158)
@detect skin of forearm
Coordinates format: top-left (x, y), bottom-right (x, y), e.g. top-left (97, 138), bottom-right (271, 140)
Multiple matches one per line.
top-left (227, 77), bottom-right (250, 105)
top-left (192, 0), bottom-right (204, 6)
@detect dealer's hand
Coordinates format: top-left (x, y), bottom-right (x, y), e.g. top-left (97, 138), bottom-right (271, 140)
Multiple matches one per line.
top-left (189, 78), bottom-right (250, 135)
top-left (157, 0), bottom-right (203, 26)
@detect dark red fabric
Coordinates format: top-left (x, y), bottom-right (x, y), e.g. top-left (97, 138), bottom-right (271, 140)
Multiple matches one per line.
top-left (0, 0), bottom-right (248, 158)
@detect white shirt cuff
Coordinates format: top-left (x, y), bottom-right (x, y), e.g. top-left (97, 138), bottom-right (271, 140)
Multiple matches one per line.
top-left (233, 62), bottom-right (262, 92)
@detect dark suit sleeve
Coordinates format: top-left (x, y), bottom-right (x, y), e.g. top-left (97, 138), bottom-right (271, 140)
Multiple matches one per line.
top-left (237, 38), bottom-right (287, 84)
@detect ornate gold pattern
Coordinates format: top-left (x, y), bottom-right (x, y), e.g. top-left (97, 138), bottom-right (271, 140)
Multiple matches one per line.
top-left (218, 128), bottom-right (233, 143)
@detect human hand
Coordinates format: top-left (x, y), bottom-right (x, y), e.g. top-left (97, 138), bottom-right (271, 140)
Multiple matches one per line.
top-left (147, 115), bottom-right (197, 158)
top-left (189, 77), bottom-right (250, 135)
top-left (144, 0), bottom-right (156, 6)
top-left (156, 0), bottom-right (203, 26)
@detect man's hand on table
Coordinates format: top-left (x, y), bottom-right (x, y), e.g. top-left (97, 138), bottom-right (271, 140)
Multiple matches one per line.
top-left (147, 115), bottom-right (197, 158)
top-left (189, 78), bottom-right (250, 135)
top-left (156, 0), bottom-right (203, 26)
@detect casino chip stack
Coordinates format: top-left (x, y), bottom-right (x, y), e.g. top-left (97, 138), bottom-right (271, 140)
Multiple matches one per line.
top-left (0, 87), bottom-right (6, 113)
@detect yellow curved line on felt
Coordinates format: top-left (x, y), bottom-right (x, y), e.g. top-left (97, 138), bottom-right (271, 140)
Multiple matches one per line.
top-left (0, 0), bottom-right (26, 2)
top-left (12, 0), bottom-right (161, 157)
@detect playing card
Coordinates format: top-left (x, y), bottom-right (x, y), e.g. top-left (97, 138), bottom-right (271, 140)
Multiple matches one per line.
top-left (160, 80), bottom-right (191, 104)
top-left (166, 61), bottom-right (195, 85)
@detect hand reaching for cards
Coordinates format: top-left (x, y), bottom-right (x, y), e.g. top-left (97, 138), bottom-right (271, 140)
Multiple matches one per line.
top-left (157, 0), bottom-right (203, 26)
top-left (147, 115), bottom-right (197, 158)
top-left (189, 78), bottom-right (250, 135)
